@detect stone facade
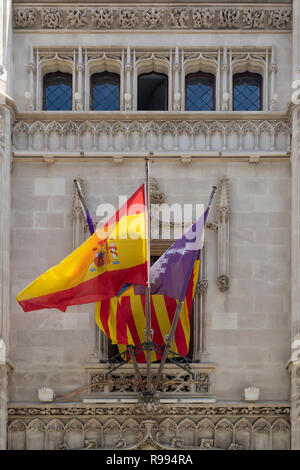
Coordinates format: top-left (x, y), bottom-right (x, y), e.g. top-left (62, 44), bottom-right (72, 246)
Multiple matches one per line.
top-left (0, 0), bottom-right (300, 450)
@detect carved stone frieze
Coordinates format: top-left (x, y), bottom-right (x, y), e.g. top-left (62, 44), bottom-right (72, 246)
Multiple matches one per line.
top-left (65, 9), bottom-right (88, 29)
top-left (92, 9), bottom-right (113, 29)
top-left (14, 8), bottom-right (37, 28)
top-left (7, 404), bottom-right (290, 419)
top-left (218, 9), bottom-right (240, 28)
top-left (40, 8), bottom-right (64, 29)
top-left (13, 7), bottom-right (292, 31)
top-left (117, 9), bottom-right (139, 29)
top-left (168, 9), bottom-right (189, 28)
top-left (268, 9), bottom-right (292, 29)
top-left (243, 9), bottom-right (265, 29)
top-left (142, 9), bottom-right (164, 29)
top-left (192, 9), bottom-right (214, 29)
top-left (7, 409), bottom-right (291, 449)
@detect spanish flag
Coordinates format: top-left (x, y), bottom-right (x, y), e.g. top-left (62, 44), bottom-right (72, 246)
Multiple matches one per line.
top-left (16, 185), bottom-right (147, 312)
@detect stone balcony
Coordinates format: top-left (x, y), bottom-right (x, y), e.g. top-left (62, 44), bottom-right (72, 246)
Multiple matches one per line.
top-left (12, 111), bottom-right (291, 163)
top-left (84, 362), bottom-right (216, 404)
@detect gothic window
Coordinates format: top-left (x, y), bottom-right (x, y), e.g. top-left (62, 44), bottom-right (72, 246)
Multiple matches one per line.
top-left (137, 72), bottom-right (168, 111)
top-left (90, 72), bottom-right (120, 111)
top-left (43, 72), bottom-right (72, 111)
top-left (185, 72), bottom-right (215, 111)
top-left (233, 72), bottom-right (262, 111)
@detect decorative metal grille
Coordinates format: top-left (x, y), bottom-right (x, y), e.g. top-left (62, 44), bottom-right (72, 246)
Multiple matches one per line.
top-left (91, 73), bottom-right (120, 111)
top-left (43, 72), bottom-right (72, 111)
top-left (186, 73), bottom-right (215, 111)
top-left (233, 72), bottom-right (262, 111)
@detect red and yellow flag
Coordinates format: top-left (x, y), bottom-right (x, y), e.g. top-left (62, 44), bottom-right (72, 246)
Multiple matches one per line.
top-left (17, 185), bottom-right (147, 312)
top-left (95, 260), bottom-right (199, 361)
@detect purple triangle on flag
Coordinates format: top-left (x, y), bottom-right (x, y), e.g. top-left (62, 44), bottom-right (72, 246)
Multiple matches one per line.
top-left (136, 208), bottom-right (208, 301)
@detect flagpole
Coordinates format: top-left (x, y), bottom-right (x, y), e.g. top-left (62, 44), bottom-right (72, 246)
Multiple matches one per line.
top-left (153, 185), bottom-right (217, 392)
top-left (144, 155), bottom-right (153, 399)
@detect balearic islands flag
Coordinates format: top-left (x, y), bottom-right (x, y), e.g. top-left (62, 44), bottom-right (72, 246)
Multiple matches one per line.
top-left (16, 185), bottom-right (147, 312)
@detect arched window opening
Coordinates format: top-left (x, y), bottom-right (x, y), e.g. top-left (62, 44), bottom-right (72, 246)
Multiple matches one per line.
top-left (43, 72), bottom-right (72, 111)
top-left (233, 72), bottom-right (262, 111)
top-left (91, 72), bottom-right (120, 111)
top-left (138, 72), bottom-right (168, 111)
top-left (185, 72), bottom-right (215, 111)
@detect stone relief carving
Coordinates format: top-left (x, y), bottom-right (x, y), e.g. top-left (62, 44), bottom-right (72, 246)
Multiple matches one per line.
top-left (7, 414), bottom-right (290, 450)
top-left (40, 8), bottom-right (64, 29)
top-left (218, 9), bottom-right (240, 28)
top-left (13, 120), bottom-right (291, 155)
top-left (117, 9), bottom-right (139, 29)
top-left (13, 7), bottom-right (292, 31)
top-left (192, 9), bottom-right (214, 29)
top-left (14, 8), bottom-right (37, 28)
top-left (65, 10), bottom-right (88, 29)
top-left (143, 9), bottom-right (164, 29)
top-left (168, 9), bottom-right (189, 28)
top-left (243, 9), bottom-right (265, 29)
top-left (268, 9), bottom-right (292, 29)
top-left (92, 9), bottom-right (114, 29)
top-left (150, 178), bottom-right (165, 205)
top-left (196, 373), bottom-right (210, 393)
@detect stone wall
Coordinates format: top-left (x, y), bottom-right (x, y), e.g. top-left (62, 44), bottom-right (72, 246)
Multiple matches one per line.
top-left (10, 159), bottom-right (290, 402)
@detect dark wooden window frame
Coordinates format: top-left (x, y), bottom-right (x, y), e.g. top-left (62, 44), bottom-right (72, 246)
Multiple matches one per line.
top-left (185, 71), bottom-right (216, 111)
top-left (233, 71), bottom-right (263, 111)
top-left (90, 71), bottom-right (120, 111)
top-left (137, 71), bottom-right (169, 111)
top-left (43, 71), bottom-right (72, 111)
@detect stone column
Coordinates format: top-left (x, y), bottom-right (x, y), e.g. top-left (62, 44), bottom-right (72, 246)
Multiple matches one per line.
top-left (290, 0), bottom-right (300, 449)
top-left (193, 241), bottom-right (209, 362)
top-left (0, 0), bottom-right (13, 449)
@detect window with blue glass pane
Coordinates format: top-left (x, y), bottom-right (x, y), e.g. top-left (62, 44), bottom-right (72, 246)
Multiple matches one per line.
top-left (233, 72), bottom-right (262, 111)
top-left (43, 72), bottom-right (72, 111)
top-left (91, 72), bottom-right (120, 111)
top-left (186, 72), bottom-right (215, 111)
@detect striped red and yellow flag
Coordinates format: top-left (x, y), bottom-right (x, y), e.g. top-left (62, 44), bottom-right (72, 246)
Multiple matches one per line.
top-left (95, 259), bottom-right (199, 362)
top-left (17, 185), bottom-right (147, 312)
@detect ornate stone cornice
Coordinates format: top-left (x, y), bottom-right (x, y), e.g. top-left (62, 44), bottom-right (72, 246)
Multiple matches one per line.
top-left (13, 6), bottom-right (292, 31)
top-left (8, 402), bottom-right (290, 418)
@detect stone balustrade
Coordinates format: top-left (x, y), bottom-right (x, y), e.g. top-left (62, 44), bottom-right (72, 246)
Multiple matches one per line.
top-left (13, 117), bottom-right (291, 157)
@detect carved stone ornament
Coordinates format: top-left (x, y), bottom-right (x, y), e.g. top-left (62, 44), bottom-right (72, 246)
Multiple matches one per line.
top-left (92, 9), bottom-right (113, 29)
top-left (268, 9), bottom-right (291, 29)
top-left (14, 8), bottom-right (37, 28)
top-left (217, 275), bottom-right (230, 292)
top-left (168, 9), bottom-right (189, 28)
top-left (218, 9), bottom-right (240, 28)
top-left (192, 9), bottom-right (214, 29)
top-left (117, 9), bottom-right (139, 29)
top-left (150, 178), bottom-right (165, 204)
top-left (200, 438), bottom-right (214, 449)
top-left (12, 7), bottom-right (293, 31)
top-left (143, 9), bottom-right (164, 29)
top-left (243, 9), bottom-right (265, 29)
top-left (66, 9), bottom-right (88, 28)
top-left (40, 8), bottom-right (63, 29)
top-left (228, 443), bottom-right (243, 450)
top-left (196, 373), bottom-right (210, 393)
